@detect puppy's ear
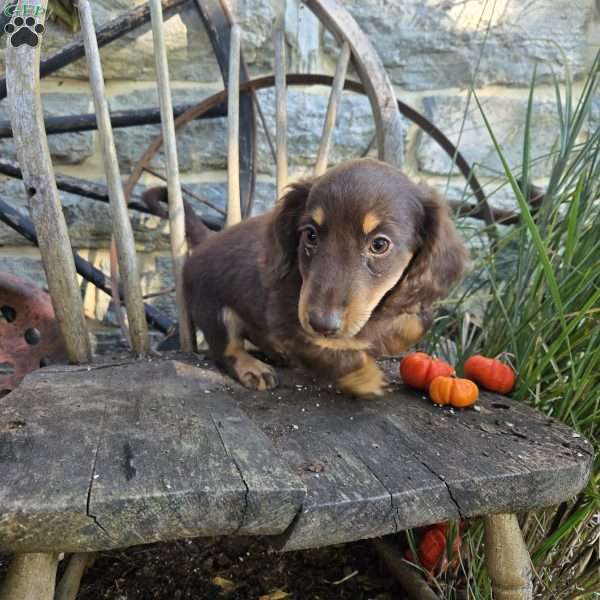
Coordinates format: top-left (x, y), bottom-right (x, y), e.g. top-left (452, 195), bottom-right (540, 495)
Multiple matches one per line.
top-left (265, 180), bottom-right (312, 280)
top-left (390, 186), bottom-right (468, 311)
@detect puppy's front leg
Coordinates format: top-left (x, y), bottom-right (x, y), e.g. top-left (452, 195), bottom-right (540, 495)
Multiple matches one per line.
top-left (221, 307), bottom-right (278, 391)
top-left (295, 345), bottom-right (387, 397)
top-left (197, 303), bottom-right (278, 391)
top-left (337, 352), bottom-right (387, 397)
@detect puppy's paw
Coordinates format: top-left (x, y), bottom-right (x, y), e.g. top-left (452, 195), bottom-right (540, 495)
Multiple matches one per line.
top-left (337, 357), bottom-right (387, 398)
top-left (230, 352), bottom-right (279, 391)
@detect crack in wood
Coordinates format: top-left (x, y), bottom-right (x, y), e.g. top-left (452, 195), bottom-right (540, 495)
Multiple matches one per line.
top-left (210, 414), bottom-right (249, 534)
top-left (354, 454), bottom-right (400, 533)
top-left (45, 362), bottom-right (138, 375)
top-left (86, 400), bottom-right (112, 538)
top-left (414, 456), bottom-right (464, 521)
top-left (271, 500), bottom-right (305, 551)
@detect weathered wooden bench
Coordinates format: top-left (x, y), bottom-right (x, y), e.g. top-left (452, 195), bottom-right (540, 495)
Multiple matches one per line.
top-left (0, 357), bottom-right (593, 597)
top-left (0, 1), bottom-right (592, 599)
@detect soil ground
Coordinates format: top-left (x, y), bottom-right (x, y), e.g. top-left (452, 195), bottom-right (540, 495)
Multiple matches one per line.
top-left (1, 537), bottom-right (408, 599)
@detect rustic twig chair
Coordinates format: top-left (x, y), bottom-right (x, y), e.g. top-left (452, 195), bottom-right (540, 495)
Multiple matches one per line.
top-left (0, 1), bottom-right (592, 599)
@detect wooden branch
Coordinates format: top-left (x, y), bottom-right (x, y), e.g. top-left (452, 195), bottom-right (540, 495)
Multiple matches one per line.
top-left (0, 103), bottom-right (226, 138)
top-left (226, 23), bottom-right (242, 226)
top-left (449, 199), bottom-right (518, 225)
top-left (6, 0), bottom-right (91, 364)
top-left (0, 157), bottom-right (224, 221)
top-left (109, 237), bottom-right (132, 350)
top-left (79, 0), bottom-right (149, 354)
top-left (484, 514), bottom-right (533, 600)
top-left (55, 553), bottom-right (95, 600)
top-left (150, 0), bottom-right (195, 352)
top-left (0, 553), bottom-right (59, 600)
top-left (372, 539), bottom-right (440, 600)
top-left (314, 41), bottom-right (351, 176)
top-left (193, 0), bottom-right (257, 218)
top-left (274, 17), bottom-right (288, 199)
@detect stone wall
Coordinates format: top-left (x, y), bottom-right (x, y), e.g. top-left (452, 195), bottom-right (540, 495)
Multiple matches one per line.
top-left (0, 0), bottom-right (598, 347)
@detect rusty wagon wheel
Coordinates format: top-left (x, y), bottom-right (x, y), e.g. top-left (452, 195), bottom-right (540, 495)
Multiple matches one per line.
top-left (125, 0), bottom-right (492, 227)
top-left (126, 73), bottom-right (492, 226)
top-left (124, 0), bottom-right (406, 212)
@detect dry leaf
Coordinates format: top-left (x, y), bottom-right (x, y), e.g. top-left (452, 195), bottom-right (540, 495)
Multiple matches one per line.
top-left (211, 576), bottom-right (236, 593)
top-left (259, 590), bottom-right (289, 600)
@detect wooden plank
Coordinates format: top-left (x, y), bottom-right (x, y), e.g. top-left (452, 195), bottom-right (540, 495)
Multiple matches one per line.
top-left (226, 24), bottom-right (242, 227)
top-left (206, 398), bottom-right (307, 535)
top-left (79, 0), bottom-right (149, 355)
top-left (378, 388), bottom-right (593, 517)
top-left (236, 363), bottom-right (593, 551)
top-left (0, 359), bottom-right (304, 552)
top-left (0, 370), bottom-right (107, 553)
top-left (239, 384), bottom-right (458, 550)
top-left (0, 358), bottom-right (591, 554)
top-left (85, 362), bottom-right (247, 548)
top-left (88, 361), bottom-right (304, 547)
top-left (304, 0), bottom-right (404, 167)
top-left (149, 0), bottom-right (195, 352)
top-left (314, 41), bottom-right (351, 176)
top-left (5, 0), bottom-right (91, 364)
top-left (274, 16), bottom-right (288, 199)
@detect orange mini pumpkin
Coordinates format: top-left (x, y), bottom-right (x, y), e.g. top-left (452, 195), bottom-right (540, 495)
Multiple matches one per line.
top-left (464, 354), bottom-right (516, 394)
top-left (429, 376), bottom-right (479, 408)
top-left (399, 352), bottom-right (455, 391)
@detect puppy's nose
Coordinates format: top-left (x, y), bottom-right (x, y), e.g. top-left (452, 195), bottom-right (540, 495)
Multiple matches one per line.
top-left (308, 310), bottom-right (343, 336)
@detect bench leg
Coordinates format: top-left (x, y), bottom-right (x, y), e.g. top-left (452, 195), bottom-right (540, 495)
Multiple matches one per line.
top-left (0, 553), bottom-right (59, 600)
top-left (484, 514), bottom-right (533, 600)
top-left (55, 553), bottom-right (96, 600)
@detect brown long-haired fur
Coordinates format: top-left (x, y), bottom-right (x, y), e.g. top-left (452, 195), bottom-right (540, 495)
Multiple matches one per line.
top-left (176, 158), bottom-right (467, 397)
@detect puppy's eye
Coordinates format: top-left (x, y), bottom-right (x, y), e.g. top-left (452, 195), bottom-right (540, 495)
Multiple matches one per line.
top-left (369, 236), bottom-right (391, 255)
top-left (301, 225), bottom-right (318, 247)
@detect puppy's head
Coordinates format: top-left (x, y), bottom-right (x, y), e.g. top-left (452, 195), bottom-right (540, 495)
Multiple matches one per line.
top-left (268, 158), bottom-right (467, 340)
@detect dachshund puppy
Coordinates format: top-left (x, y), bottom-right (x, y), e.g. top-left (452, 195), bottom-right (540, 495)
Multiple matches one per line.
top-left (178, 158), bottom-right (467, 397)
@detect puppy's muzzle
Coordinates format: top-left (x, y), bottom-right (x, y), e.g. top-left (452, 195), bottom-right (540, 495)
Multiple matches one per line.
top-left (308, 309), bottom-right (343, 337)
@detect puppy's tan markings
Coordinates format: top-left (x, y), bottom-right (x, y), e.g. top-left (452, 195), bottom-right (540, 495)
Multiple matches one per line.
top-left (223, 307), bottom-right (278, 391)
top-left (341, 253), bottom-right (415, 337)
top-left (342, 281), bottom-right (393, 338)
top-left (338, 353), bottom-right (387, 397)
top-left (362, 211), bottom-right (380, 235)
top-left (313, 337), bottom-right (372, 351)
top-left (395, 313), bottom-right (425, 345)
top-left (298, 285), bottom-right (312, 333)
top-left (311, 207), bottom-right (325, 226)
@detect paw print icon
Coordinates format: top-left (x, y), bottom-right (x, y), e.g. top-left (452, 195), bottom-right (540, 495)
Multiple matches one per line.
top-left (5, 16), bottom-right (45, 48)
